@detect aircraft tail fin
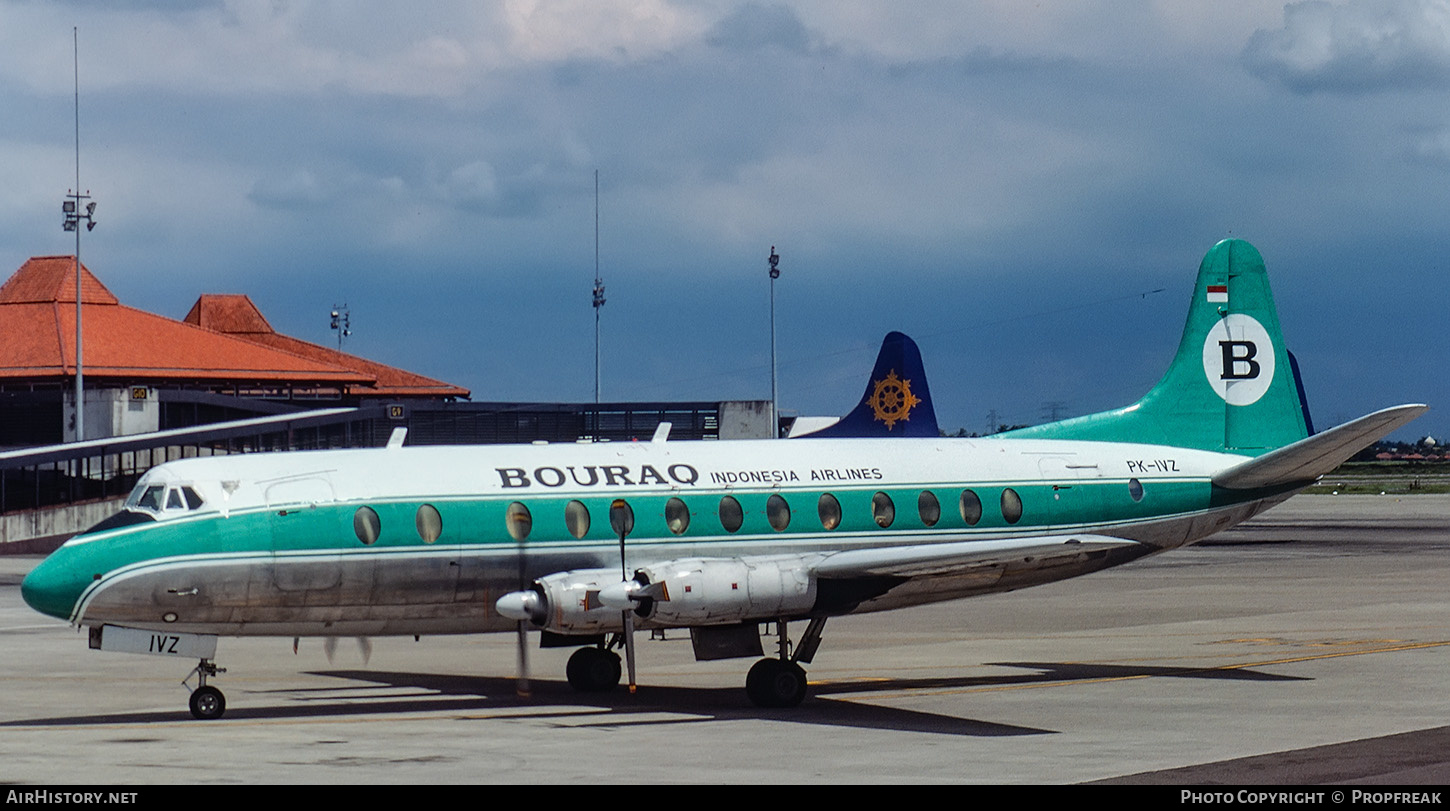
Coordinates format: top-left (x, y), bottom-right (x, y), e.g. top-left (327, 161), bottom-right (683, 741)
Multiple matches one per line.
top-left (801, 331), bottom-right (940, 438)
top-left (999, 239), bottom-right (1311, 455)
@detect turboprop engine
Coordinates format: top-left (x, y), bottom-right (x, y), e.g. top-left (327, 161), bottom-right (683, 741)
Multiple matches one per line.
top-left (495, 555), bottom-right (819, 633)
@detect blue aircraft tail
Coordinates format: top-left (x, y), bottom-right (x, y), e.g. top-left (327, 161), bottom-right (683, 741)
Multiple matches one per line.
top-left (802, 331), bottom-right (940, 438)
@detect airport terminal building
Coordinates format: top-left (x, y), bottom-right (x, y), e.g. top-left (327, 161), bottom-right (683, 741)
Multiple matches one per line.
top-left (0, 256), bottom-right (772, 549)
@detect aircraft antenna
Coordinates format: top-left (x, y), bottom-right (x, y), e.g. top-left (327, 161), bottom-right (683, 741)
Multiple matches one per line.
top-left (592, 170), bottom-right (606, 403)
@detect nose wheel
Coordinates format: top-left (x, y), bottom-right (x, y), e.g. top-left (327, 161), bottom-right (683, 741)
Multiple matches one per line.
top-left (185, 657), bottom-right (227, 720)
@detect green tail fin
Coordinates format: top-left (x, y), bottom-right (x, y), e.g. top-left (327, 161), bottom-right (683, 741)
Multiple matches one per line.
top-left (1000, 239), bottom-right (1310, 455)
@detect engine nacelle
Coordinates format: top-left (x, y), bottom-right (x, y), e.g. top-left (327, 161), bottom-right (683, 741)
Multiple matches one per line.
top-left (499, 568), bottom-right (626, 634)
top-left (495, 555), bottom-right (820, 633)
top-left (631, 555), bottom-right (816, 626)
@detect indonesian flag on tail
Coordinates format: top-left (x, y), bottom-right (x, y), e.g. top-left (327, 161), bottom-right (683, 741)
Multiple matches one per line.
top-left (1206, 284), bottom-right (1228, 303)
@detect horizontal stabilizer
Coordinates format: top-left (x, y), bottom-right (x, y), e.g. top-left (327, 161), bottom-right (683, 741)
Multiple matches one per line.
top-left (1212, 404), bottom-right (1428, 490)
top-left (813, 534), bottom-right (1141, 579)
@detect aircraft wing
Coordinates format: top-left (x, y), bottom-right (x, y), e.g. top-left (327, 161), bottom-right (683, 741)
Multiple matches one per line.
top-left (812, 534), bottom-right (1143, 579)
top-left (1212, 404), bottom-right (1428, 490)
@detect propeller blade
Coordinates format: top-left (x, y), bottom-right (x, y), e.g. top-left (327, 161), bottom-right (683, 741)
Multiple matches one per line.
top-left (622, 609), bottom-right (637, 694)
top-left (515, 621), bottom-right (531, 699)
top-left (357, 637), bottom-right (372, 666)
top-left (323, 636), bottom-right (338, 663)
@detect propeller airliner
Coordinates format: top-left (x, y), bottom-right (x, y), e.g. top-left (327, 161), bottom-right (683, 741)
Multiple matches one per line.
top-left (21, 239), bottom-right (1425, 718)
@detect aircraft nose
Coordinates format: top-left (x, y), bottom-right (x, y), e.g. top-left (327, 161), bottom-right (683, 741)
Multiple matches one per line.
top-left (21, 554), bottom-right (89, 621)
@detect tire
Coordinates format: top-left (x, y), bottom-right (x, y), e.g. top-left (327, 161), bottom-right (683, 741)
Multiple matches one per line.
top-left (745, 658), bottom-right (807, 708)
top-left (567, 647), bottom-right (622, 692)
top-left (189, 685), bottom-right (226, 720)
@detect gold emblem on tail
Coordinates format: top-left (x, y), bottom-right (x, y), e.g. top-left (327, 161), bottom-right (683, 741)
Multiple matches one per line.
top-left (869, 370), bottom-right (919, 430)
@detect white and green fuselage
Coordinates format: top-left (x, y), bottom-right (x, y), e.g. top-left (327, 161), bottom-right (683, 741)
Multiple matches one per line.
top-left (24, 434), bottom-right (1290, 638)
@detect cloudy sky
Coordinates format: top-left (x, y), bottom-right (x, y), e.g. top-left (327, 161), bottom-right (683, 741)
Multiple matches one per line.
top-left (1, 1), bottom-right (1445, 441)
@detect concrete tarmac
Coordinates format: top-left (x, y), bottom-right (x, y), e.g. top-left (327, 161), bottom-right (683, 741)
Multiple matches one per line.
top-left (1, 494), bottom-right (1446, 785)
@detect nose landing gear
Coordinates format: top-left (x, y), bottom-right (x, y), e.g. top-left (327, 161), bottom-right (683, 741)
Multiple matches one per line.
top-left (185, 657), bottom-right (227, 720)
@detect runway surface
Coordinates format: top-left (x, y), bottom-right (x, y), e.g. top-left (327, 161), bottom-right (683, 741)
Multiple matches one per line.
top-left (1, 494), bottom-right (1446, 784)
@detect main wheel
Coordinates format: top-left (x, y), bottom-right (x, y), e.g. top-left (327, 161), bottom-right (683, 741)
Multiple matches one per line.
top-left (188, 685), bottom-right (226, 720)
top-left (566, 647), bottom-right (622, 692)
top-left (745, 658), bottom-right (808, 708)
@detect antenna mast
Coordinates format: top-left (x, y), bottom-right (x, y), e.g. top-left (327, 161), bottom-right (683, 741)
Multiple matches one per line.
top-left (592, 170), bottom-right (606, 403)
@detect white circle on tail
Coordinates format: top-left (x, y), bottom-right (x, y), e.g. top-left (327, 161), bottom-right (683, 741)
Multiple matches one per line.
top-left (1202, 313), bottom-right (1275, 405)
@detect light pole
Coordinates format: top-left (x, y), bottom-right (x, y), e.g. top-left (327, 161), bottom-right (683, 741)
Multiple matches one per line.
top-left (62, 191), bottom-right (96, 441)
top-left (62, 28), bottom-right (96, 442)
top-left (768, 246), bottom-right (780, 436)
top-left (330, 304), bottom-right (351, 350)
top-left (592, 170), bottom-right (605, 403)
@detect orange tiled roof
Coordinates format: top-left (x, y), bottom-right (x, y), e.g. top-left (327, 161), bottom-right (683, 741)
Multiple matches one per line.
top-left (0, 257), bottom-right (369, 387)
top-left (184, 293), bottom-right (469, 398)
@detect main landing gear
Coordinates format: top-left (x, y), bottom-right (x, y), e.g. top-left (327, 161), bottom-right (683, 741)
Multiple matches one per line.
top-left (185, 657), bottom-right (227, 720)
top-left (566, 644), bottom-right (623, 692)
top-left (745, 616), bottom-right (825, 709)
top-left (561, 617), bottom-right (827, 708)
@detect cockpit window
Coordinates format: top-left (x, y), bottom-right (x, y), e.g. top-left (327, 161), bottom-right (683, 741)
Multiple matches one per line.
top-left (125, 481), bottom-right (206, 514)
top-left (182, 487), bottom-right (204, 510)
top-left (133, 485), bottom-right (165, 511)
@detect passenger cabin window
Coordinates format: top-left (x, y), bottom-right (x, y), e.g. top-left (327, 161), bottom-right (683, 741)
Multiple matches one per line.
top-left (507, 502), bottom-right (533, 541)
top-left (872, 492), bottom-right (895, 528)
top-left (818, 493), bottom-right (841, 530)
top-left (665, 497), bottom-right (690, 535)
top-left (719, 496), bottom-right (744, 533)
top-left (1001, 488), bottom-right (1023, 524)
top-left (1128, 478), bottom-right (1145, 502)
top-left (959, 489), bottom-right (982, 526)
top-left (416, 504), bottom-right (443, 543)
top-left (766, 494), bottom-right (790, 531)
top-left (354, 506), bottom-right (382, 545)
top-left (609, 500), bottom-right (635, 537)
top-left (917, 491), bottom-right (941, 527)
top-left (566, 500), bottom-right (591, 539)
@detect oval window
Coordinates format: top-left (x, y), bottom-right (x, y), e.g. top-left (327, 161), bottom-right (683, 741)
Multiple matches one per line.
top-left (608, 499), bottom-right (634, 537)
top-left (1000, 488), bottom-right (1023, 524)
top-left (506, 502), bottom-right (533, 541)
top-left (766, 494), bottom-right (790, 531)
top-left (1129, 478), bottom-right (1145, 503)
top-left (960, 489), bottom-right (982, 526)
top-left (415, 504), bottom-right (442, 543)
top-left (917, 491), bottom-right (941, 527)
top-left (719, 496), bottom-right (744, 533)
top-left (565, 500), bottom-right (590, 539)
top-left (353, 506), bottom-right (381, 545)
top-left (872, 492), bottom-right (895, 528)
top-left (818, 493), bottom-right (842, 530)
top-left (665, 497), bottom-right (690, 535)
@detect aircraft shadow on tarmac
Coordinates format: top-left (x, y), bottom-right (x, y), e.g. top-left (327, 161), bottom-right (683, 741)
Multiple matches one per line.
top-left (3, 659), bottom-right (1306, 735)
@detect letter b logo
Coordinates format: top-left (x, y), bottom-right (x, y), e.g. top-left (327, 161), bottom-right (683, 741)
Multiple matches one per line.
top-left (1202, 314), bottom-right (1274, 405)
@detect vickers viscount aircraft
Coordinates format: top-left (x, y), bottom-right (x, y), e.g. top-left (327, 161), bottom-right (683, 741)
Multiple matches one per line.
top-left (21, 239), bottom-right (1425, 719)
